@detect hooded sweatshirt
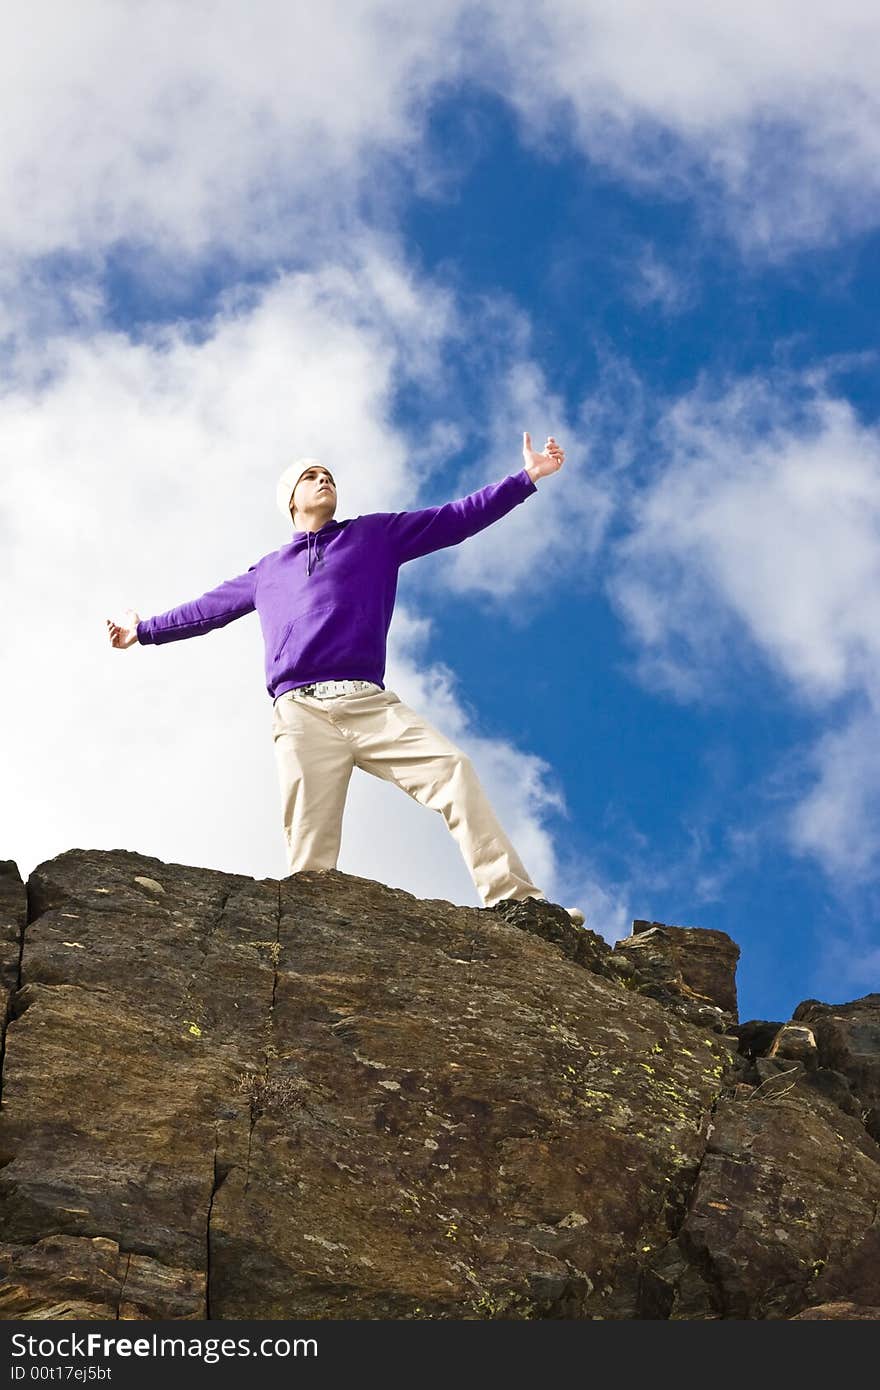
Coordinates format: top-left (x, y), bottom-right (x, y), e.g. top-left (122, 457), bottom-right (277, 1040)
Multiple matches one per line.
top-left (137, 468), bottom-right (538, 700)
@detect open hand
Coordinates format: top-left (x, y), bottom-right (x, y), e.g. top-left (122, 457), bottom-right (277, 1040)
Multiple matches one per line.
top-left (106, 609), bottom-right (140, 649)
top-left (523, 432), bottom-right (565, 481)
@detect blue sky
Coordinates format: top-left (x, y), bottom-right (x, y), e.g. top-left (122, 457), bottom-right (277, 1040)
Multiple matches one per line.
top-left (2, 2), bottom-right (880, 1026)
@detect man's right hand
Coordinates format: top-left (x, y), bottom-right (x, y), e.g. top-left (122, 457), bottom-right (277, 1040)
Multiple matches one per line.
top-left (106, 609), bottom-right (141, 649)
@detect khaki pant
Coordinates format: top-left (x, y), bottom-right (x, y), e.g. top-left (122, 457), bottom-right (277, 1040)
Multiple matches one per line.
top-left (271, 684), bottom-right (544, 907)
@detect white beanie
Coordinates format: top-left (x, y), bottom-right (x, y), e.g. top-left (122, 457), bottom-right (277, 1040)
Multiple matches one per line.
top-left (276, 458), bottom-right (336, 526)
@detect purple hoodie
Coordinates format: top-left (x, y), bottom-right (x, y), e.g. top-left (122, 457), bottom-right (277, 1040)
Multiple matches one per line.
top-left (137, 468), bottom-right (538, 700)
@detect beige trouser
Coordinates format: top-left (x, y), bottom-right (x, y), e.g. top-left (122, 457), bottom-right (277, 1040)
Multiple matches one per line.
top-left (271, 684), bottom-right (544, 907)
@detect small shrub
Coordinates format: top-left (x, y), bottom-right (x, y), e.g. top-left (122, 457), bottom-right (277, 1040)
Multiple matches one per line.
top-left (237, 1071), bottom-right (306, 1117)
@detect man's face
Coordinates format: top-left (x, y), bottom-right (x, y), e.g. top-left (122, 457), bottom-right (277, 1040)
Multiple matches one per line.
top-left (291, 466), bottom-right (337, 522)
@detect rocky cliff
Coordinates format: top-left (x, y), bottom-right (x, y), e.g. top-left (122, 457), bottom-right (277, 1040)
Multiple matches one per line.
top-left (0, 850), bottom-right (877, 1320)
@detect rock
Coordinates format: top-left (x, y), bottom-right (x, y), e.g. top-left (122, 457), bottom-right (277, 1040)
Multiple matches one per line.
top-left (0, 849), bottom-right (738, 1321)
top-left (753, 1056), bottom-right (804, 1089)
top-left (0, 860), bottom-right (25, 1139)
top-left (613, 920), bottom-right (740, 1025)
top-left (733, 1020), bottom-right (786, 1058)
top-left (641, 1072), bottom-right (880, 1319)
top-left (606, 956), bottom-right (637, 980)
top-left (792, 996), bottom-right (880, 1143)
top-left (791, 1302), bottom-right (880, 1320)
top-left (0, 860), bottom-right (25, 1024)
top-left (0, 1235), bottom-right (203, 1320)
top-left (488, 898), bottom-right (614, 977)
top-left (734, 1014), bottom-right (868, 1129)
top-left (494, 908), bottom-right (741, 1034)
top-left (0, 848), bottom-right (877, 1322)
top-left (799, 1068), bottom-right (863, 1122)
top-left (808, 1219), bottom-right (880, 1309)
top-left (768, 1023), bottom-right (818, 1066)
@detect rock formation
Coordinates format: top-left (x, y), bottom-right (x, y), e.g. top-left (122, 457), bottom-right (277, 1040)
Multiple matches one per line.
top-left (0, 849), bottom-right (877, 1320)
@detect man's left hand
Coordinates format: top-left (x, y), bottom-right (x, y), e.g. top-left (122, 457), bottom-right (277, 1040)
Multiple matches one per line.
top-left (523, 432), bottom-right (565, 482)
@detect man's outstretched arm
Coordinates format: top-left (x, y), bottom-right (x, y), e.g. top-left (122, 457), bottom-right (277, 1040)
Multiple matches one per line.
top-left (388, 434), bottom-right (566, 565)
top-left (106, 563), bottom-right (258, 650)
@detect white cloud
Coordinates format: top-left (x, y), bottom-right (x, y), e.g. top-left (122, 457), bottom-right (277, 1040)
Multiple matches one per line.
top-left (491, 0), bottom-right (880, 252)
top-left (0, 0), bottom-right (468, 263)
top-left (789, 708), bottom-right (880, 879)
top-left (627, 246), bottom-right (693, 314)
top-left (2, 0), bottom-right (880, 289)
top-left (611, 378), bottom-right (880, 702)
top-left (607, 370), bottom-right (880, 882)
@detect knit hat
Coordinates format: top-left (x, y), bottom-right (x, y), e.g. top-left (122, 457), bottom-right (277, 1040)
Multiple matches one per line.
top-left (276, 459), bottom-right (336, 526)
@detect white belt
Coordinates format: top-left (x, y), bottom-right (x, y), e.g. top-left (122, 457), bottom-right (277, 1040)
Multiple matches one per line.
top-left (288, 679), bottom-right (379, 701)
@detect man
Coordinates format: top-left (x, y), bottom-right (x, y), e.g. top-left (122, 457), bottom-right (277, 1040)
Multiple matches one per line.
top-left (106, 433), bottom-right (584, 924)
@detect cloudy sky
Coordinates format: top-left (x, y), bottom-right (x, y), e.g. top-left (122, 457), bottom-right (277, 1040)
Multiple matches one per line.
top-left (3, 0), bottom-right (880, 1022)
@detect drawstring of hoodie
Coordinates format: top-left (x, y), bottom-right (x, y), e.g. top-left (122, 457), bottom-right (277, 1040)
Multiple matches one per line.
top-left (301, 526), bottom-right (334, 575)
top-left (306, 530), bottom-right (325, 575)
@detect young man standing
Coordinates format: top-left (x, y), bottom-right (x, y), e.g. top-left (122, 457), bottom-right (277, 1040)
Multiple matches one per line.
top-left (107, 433), bottom-right (584, 924)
